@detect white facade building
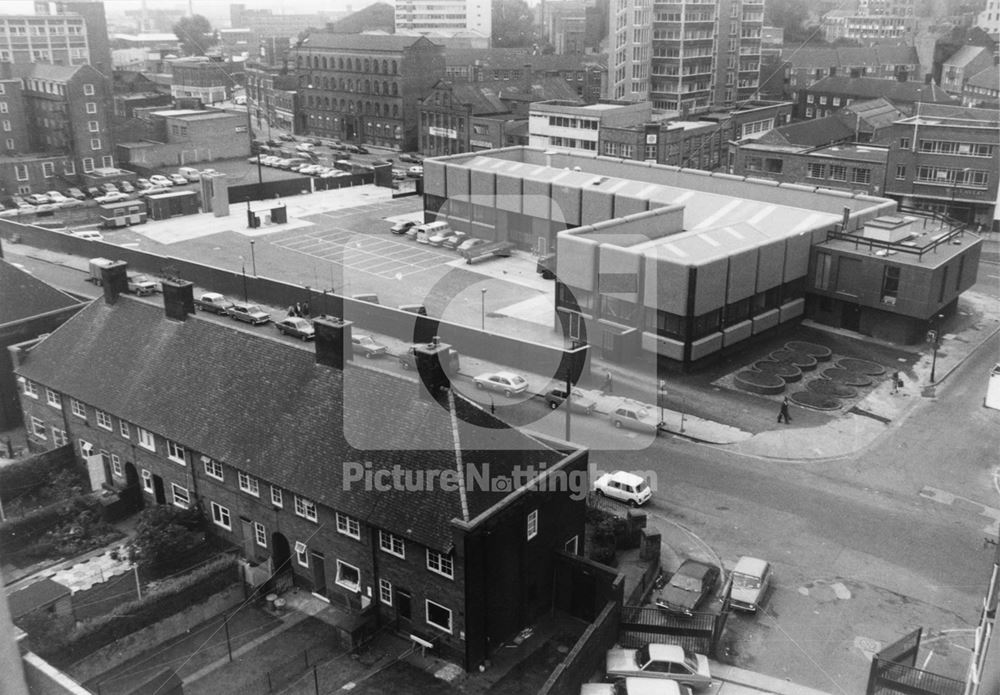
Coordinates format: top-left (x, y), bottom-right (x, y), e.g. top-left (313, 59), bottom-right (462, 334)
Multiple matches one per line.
top-left (394, 0), bottom-right (493, 39)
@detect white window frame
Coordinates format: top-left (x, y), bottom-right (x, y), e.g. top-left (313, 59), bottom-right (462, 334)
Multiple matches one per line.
top-left (254, 521), bottom-right (267, 547)
top-left (171, 483), bottom-right (190, 509)
top-left (203, 457), bottom-right (224, 481)
top-left (83, 83), bottom-right (95, 95)
top-left (51, 427), bottom-right (67, 446)
top-left (42, 161), bottom-right (54, 177)
top-left (71, 398), bottom-right (86, 419)
top-left (82, 157), bottom-right (94, 173)
top-left (90, 138), bottom-right (101, 151)
top-left (23, 380), bottom-right (38, 398)
top-left (426, 549), bottom-right (454, 579)
top-left (335, 560), bottom-right (361, 592)
top-left (119, 420), bottom-right (129, 438)
top-left (238, 471), bottom-right (260, 497)
top-left (86, 102), bottom-right (97, 114)
top-left (379, 578), bottom-right (393, 605)
top-left (270, 486), bottom-right (283, 507)
top-left (211, 501), bottom-right (231, 530)
top-left (95, 409), bottom-right (113, 430)
top-left (379, 531), bottom-right (406, 559)
top-left (141, 468), bottom-right (153, 492)
top-left (137, 428), bottom-right (155, 451)
top-left (527, 509), bottom-right (538, 540)
top-left (565, 535), bottom-right (579, 554)
top-left (335, 512), bottom-right (359, 538)
top-left (45, 388), bottom-right (60, 408)
top-left (166, 440), bottom-right (186, 464)
top-left (295, 495), bottom-right (318, 523)
top-left (111, 453), bottom-right (122, 477)
top-left (30, 416), bottom-right (46, 438)
top-left (425, 599), bottom-right (453, 634)
top-left (295, 541), bottom-right (309, 567)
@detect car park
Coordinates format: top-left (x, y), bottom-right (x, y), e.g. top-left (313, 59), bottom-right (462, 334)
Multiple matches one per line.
top-left (200, 168), bottom-right (219, 177)
top-left (582, 678), bottom-right (693, 695)
top-left (119, 181), bottom-right (136, 193)
top-left (26, 193), bottom-right (51, 205)
top-left (227, 303), bottom-right (271, 325)
top-left (278, 133), bottom-right (295, 142)
top-left (441, 231), bottom-right (469, 250)
top-left (728, 556), bottom-right (772, 613)
top-left (390, 220), bottom-right (417, 235)
top-left (609, 401), bottom-right (662, 434)
top-left (593, 470), bottom-right (651, 506)
top-left (261, 156), bottom-right (280, 167)
top-left (655, 560), bottom-right (720, 616)
top-left (399, 344), bottom-right (460, 372)
top-left (545, 387), bottom-right (597, 414)
top-left (428, 227), bottom-right (459, 246)
top-left (351, 334), bottom-right (388, 358)
top-left (296, 143), bottom-right (314, 153)
top-left (100, 183), bottom-right (120, 194)
top-left (407, 165), bottom-right (424, 178)
top-left (168, 174), bottom-right (189, 186)
top-left (392, 168), bottom-right (407, 181)
top-left (605, 644), bottom-right (711, 689)
top-left (149, 174), bottom-right (172, 187)
top-left (67, 187), bottom-right (87, 201)
top-left (474, 371), bottom-right (528, 397)
top-left (179, 167), bottom-right (201, 181)
top-left (275, 158), bottom-right (293, 169)
top-left (193, 292), bottom-right (234, 315)
top-left (95, 191), bottom-right (130, 204)
top-left (275, 317), bottom-right (315, 340)
top-left (139, 186), bottom-right (171, 197)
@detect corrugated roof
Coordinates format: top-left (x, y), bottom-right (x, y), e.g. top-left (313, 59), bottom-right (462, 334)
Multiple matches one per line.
top-left (767, 115), bottom-right (855, 146)
top-left (14, 298), bottom-right (568, 551)
top-left (0, 260), bottom-right (81, 326)
top-left (479, 76), bottom-right (580, 103)
top-left (840, 97), bottom-right (905, 130)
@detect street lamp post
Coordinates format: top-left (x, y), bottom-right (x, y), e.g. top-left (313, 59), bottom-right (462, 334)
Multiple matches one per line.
top-left (250, 240), bottom-right (257, 276)
top-left (928, 312), bottom-right (945, 383)
top-left (951, 168), bottom-right (971, 226)
top-left (480, 288), bottom-right (487, 330)
top-left (241, 264), bottom-right (248, 303)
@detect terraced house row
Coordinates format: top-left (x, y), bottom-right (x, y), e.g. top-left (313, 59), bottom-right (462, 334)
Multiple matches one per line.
top-left (11, 268), bottom-right (588, 670)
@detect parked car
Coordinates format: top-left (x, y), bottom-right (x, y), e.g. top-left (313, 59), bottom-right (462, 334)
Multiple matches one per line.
top-left (275, 317), bottom-right (315, 340)
top-left (441, 231), bottom-right (469, 250)
top-left (354, 145), bottom-right (369, 154)
top-left (728, 556), bottom-right (772, 613)
top-left (139, 186), bottom-right (171, 197)
top-left (275, 159), bottom-right (293, 169)
top-left (655, 560), bottom-right (720, 616)
top-left (25, 193), bottom-right (51, 205)
top-left (398, 152), bottom-right (423, 163)
top-left (266, 139), bottom-right (281, 147)
top-left (582, 678), bottom-right (693, 695)
top-left (457, 238), bottom-right (486, 253)
top-left (200, 168), bottom-right (219, 177)
top-left (86, 186), bottom-right (102, 198)
top-left (296, 143), bottom-right (314, 153)
top-left (194, 292), bottom-right (234, 315)
top-left (119, 181), bottom-right (136, 193)
top-left (473, 371), bottom-right (528, 397)
top-left (95, 191), bottom-right (130, 204)
top-left (605, 644), bottom-right (712, 689)
top-left (351, 334), bottom-right (388, 358)
top-left (609, 401), bottom-right (662, 434)
top-left (592, 470), bottom-right (652, 506)
top-left (399, 344), bottom-right (460, 372)
top-left (148, 174), bottom-right (173, 187)
top-left (126, 273), bottom-right (158, 296)
top-left (428, 227), bottom-right (459, 247)
top-left (248, 155), bottom-right (262, 164)
top-left (278, 133), bottom-right (295, 142)
top-left (545, 387), bottom-right (597, 414)
top-left (135, 178), bottom-right (152, 190)
top-left (226, 303), bottom-right (271, 325)
top-left (100, 183), bottom-right (119, 194)
top-left (46, 191), bottom-right (69, 204)
top-left (179, 167), bottom-right (201, 181)
top-left (67, 187), bottom-right (87, 201)
top-left (392, 168), bottom-right (407, 181)
top-left (389, 220), bottom-right (417, 235)
top-left (73, 230), bottom-right (105, 241)
top-left (407, 165), bottom-right (424, 178)
top-left (168, 173), bottom-right (189, 186)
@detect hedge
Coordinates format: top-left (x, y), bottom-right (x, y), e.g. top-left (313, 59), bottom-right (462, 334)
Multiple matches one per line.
top-left (0, 495), bottom-right (105, 554)
top-left (31, 554), bottom-right (239, 667)
top-left (0, 445), bottom-right (76, 503)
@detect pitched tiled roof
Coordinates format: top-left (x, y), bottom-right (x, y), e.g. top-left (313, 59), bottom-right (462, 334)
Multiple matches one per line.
top-left (966, 65), bottom-right (999, 90)
top-left (806, 76), bottom-right (957, 105)
top-left (781, 44), bottom-right (918, 68)
top-left (840, 97), bottom-right (904, 130)
top-left (437, 81), bottom-right (510, 114)
top-left (298, 33), bottom-right (438, 51)
top-left (0, 260), bottom-right (81, 326)
top-left (766, 115), bottom-right (854, 146)
top-left (15, 298), bottom-right (569, 551)
top-left (11, 62), bottom-right (83, 82)
top-left (445, 49), bottom-right (607, 71)
top-left (480, 77), bottom-right (580, 103)
top-left (943, 45), bottom-right (988, 68)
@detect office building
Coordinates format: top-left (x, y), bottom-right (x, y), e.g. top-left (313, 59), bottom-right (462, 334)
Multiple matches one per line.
top-left (0, 1), bottom-right (111, 75)
top-left (394, 0), bottom-right (492, 39)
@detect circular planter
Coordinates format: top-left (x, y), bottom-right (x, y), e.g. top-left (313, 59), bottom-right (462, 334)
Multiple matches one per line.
top-left (769, 349), bottom-right (818, 371)
top-left (753, 360), bottom-right (803, 382)
top-left (789, 391), bottom-right (842, 410)
top-left (734, 370), bottom-right (786, 395)
top-left (836, 358), bottom-right (885, 376)
top-left (807, 379), bottom-right (858, 399)
top-left (821, 368), bottom-right (873, 387)
top-left (785, 341), bottom-right (833, 361)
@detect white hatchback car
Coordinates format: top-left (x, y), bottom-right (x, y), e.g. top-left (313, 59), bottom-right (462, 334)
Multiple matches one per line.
top-left (473, 371), bottom-right (528, 397)
top-left (728, 556), bottom-right (772, 613)
top-left (593, 470), bottom-right (652, 506)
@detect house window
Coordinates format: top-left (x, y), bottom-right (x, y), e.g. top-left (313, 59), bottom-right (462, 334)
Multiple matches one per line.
top-left (238, 472), bottom-right (259, 496)
top-left (83, 158), bottom-right (94, 173)
top-left (88, 120), bottom-right (99, 132)
top-left (83, 83), bottom-right (95, 95)
top-left (336, 512), bottom-right (359, 538)
top-left (895, 165), bottom-right (906, 180)
top-left (23, 380), bottom-right (38, 398)
top-left (90, 138), bottom-right (101, 150)
top-left (527, 510), bottom-right (538, 540)
top-left (379, 578), bottom-right (393, 605)
top-left (111, 454), bottom-right (122, 477)
top-left (899, 137), bottom-right (911, 149)
top-left (171, 484), bottom-right (190, 509)
top-left (425, 599), bottom-right (453, 634)
top-left (211, 501), bottom-right (231, 529)
top-left (565, 536), bottom-right (579, 554)
top-left (166, 440), bottom-right (185, 464)
top-left (141, 469), bottom-right (152, 492)
top-left (254, 522), bottom-right (267, 547)
top-left (42, 162), bottom-right (54, 177)
top-left (30, 416), bottom-right (46, 438)
top-left (203, 457), bottom-right (224, 481)
top-left (851, 168), bottom-right (871, 184)
top-left (379, 531), bottom-right (405, 558)
top-left (807, 163), bottom-right (825, 179)
top-left (137, 428), bottom-right (155, 451)
top-left (336, 560), bottom-right (361, 592)
top-left (71, 398), bottom-right (86, 419)
top-left (86, 102), bottom-right (97, 114)
top-left (51, 427), bottom-right (67, 446)
top-left (815, 252), bottom-right (833, 291)
top-left (427, 549), bottom-right (454, 579)
top-left (4, 122), bottom-right (13, 136)
top-left (270, 486), bottom-right (283, 507)
top-left (295, 541), bottom-right (309, 567)
top-left (829, 165), bottom-right (847, 181)
top-left (881, 266), bottom-right (900, 302)
top-left (96, 410), bottom-right (112, 430)
top-left (295, 495), bottom-right (318, 522)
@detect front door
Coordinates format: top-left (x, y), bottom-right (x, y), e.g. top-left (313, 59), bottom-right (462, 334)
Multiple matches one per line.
top-left (240, 518), bottom-right (254, 558)
top-left (841, 301), bottom-right (861, 332)
top-left (152, 474), bottom-right (166, 505)
top-left (396, 588), bottom-right (412, 629)
top-left (311, 551), bottom-right (327, 596)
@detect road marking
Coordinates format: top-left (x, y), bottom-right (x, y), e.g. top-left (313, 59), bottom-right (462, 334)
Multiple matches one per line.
top-left (920, 486), bottom-right (1000, 535)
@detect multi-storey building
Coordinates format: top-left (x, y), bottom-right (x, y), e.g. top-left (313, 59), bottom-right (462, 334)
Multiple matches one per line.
top-left (796, 76), bottom-right (956, 119)
top-left (528, 99), bottom-right (648, 154)
top-left (394, 0), bottom-right (492, 39)
top-left (12, 277), bottom-right (588, 671)
top-left (245, 63), bottom-right (298, 136)
top-left (601, 118), bottom-right (723, 169)
top-left (289, 34), bottom-right (445, 151)
top-left (444, 50), bottom-right (607, 104)
top-left (962, 66), bottom-right (999, 109)
top-left (884, 104), bottom-right (998, 229)
top-left (821, 0), bottom-right (914, 43)
top-left (229, 4), bottom-right (348, 41)
top-left (940, 45), bottom-right (994, 95)
top-left (0, 1), bottom-right (111, 75)
top-left (168, 56), bottom-right (244, 105)
top-left (609, 0), bottom-right (762, 113)
top-left (733, 140), bottom-right (889, 197)
top-left (977, 0), bottom-right (1000, 39)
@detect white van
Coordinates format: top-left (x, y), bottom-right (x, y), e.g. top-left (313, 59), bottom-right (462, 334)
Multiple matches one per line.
top-left (73, 230), bottom-right (105, 241)
top-left (177, 167), bottom-right (201, 182)
top-left (416, 221), bottom-right (449, 244)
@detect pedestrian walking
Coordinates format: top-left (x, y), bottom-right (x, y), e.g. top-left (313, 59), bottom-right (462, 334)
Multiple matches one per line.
top-left (295, 302), bottom-right (303, 317)
top-left (287, 305), bottom-right (296, 317)
top-left (602, 371), bottom-right (614, 395)
top-left (778, 397), bottom-right (791, 424)
top-left (891, 371), bottom-right (900, 394)
top-left (301, 301), bottom-right (310, 317)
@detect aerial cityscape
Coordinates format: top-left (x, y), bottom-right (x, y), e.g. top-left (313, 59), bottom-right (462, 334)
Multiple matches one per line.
top-left (0, 1), bottom-right (997, 694)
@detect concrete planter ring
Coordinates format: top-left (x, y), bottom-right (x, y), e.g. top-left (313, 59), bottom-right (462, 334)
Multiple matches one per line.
top-left (821, 368), bottom-right (873, 387)
top-left (789, 391), bottom-right (842, 410)
top-left (769, 349), bottom-right (818, 371)
top-left (753, 360), bottom-right (803, 382)
top-left (807, 379), bottom-right (858, 399)
top-left (734, 370), bottom-right (786, 395)
top-left (836, 357), bottom-right (885, 375)
top-left (785, 341), bottom-right (833, 361)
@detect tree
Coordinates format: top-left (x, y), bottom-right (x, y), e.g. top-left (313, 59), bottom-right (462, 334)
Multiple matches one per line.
top-left (173, 15), bottom-right (217, 56)
top-left (126, 505), bottom-right (205, 575)
top-left (492, 0), bottom-right (536, 48)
